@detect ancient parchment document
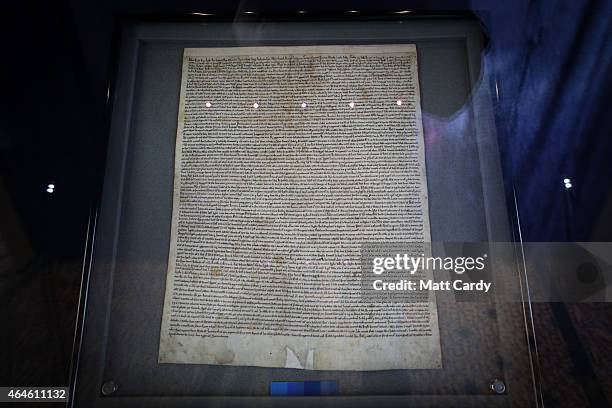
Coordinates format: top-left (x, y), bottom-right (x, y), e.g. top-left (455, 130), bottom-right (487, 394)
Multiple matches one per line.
top-left (159, 45), bottom-right (441, 370)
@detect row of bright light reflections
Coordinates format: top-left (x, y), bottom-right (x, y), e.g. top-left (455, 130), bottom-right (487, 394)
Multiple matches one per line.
top-left (44, 177), bottom-right (575, 194)
top-left (204, 100), bottom-right (405, 109)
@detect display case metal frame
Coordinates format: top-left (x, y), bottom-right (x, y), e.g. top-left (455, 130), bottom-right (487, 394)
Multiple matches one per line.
top-left (70, 12), bottom-right (541, 408)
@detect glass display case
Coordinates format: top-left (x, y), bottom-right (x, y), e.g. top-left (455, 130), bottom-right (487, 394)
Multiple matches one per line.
top-left (71, 14), bottom-right (539, 407)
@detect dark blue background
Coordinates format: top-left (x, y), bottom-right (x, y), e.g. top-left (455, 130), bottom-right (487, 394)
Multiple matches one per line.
top-left (3, 1), bottom-right (611, 261)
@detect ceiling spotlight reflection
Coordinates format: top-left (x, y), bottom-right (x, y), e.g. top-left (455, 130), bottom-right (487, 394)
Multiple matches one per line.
top-left (301, 102), bottom-right (307, 108)
top-left (297, 10), bottom-right (307, 14)
top-left (394, 10), bottom-right (412, 14)
top-left (46, 188), bottom-right (54, 194)
top-left (396, 100), bottom-right (403, 106)
top-left (48, 184), bottom-right (55, 189)
top-left (253, 102), bottom-right (259, 109)
top-left (347, 10), bottom-right (359, 13)
top-left (191, 12), bottom-right (214, 16)
top-left (565, 183), bottom-right (573, 189)
top-left (563, 178), bottom-right (571, 184)
top-left (205, 101), bottom-right (212, 108)
top-left (243, 11), bottom-right (256, 14)
top-left (349, 101), bottom-right (355, 108)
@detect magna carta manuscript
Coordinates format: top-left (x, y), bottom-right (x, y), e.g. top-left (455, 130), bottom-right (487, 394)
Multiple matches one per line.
top-left (159, 45), bottom-right (441, 371)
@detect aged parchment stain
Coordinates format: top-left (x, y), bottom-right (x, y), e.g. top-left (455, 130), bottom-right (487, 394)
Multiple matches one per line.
top-left (214, 348), bottom-right (235, 364)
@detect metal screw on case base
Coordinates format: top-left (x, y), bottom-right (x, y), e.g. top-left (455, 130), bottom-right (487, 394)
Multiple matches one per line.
top-left (101, 381), bottom-right (118, 396)
top-left (490, 379), bottom-right (506, 394)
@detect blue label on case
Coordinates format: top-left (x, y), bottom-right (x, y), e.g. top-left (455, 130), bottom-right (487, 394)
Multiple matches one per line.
top-left (270, 381), bottom-right (338, 396)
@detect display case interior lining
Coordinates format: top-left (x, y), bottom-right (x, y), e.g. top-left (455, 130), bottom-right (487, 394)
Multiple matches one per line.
top-left (72, 18), bottom-right (537, 407)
